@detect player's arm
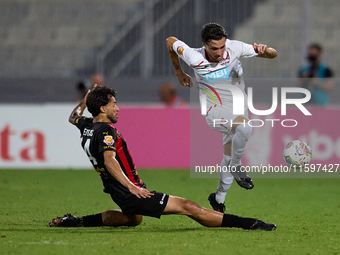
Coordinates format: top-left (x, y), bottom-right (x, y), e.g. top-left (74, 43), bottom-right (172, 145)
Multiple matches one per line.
top-left (69, 84), bottom-right (100, 125)
top-left (253, 43), bottom-right (277, 59)
top-left (166, 36), bottom-right (192, 87)
top-left (69, 89), bottom-right (90, 125)
top-left (103, 150), bottom-right (153, 199)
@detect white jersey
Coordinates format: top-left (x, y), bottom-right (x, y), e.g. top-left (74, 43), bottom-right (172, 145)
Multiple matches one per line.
top-left (173, 39), bottom-right (257, 113)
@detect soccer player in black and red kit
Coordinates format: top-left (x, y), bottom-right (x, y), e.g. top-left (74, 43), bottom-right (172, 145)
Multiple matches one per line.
top-left (48, 85), bottom-right (276, 231)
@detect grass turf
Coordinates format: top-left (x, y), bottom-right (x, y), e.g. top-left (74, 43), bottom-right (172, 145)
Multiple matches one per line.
top-left (0, 169), bottom-right (339, 255)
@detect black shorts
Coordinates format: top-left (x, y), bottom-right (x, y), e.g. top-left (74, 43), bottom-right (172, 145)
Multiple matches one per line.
top-left (110, 191), bottom-right (169, 219)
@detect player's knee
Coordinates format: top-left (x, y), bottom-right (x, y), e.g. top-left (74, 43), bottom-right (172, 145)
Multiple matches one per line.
top-left (102, 210), bottom-right (143, 227)
top-left (235, 123), bottom-right (252, 141)
top-left (181, 199), bottom-right (202, 216)
top-left (127, 215), bottom-right (143, 227)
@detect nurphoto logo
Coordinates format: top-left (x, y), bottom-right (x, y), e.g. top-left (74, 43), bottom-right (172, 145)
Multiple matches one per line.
top-left (198, 82), bottom-right (312, 128)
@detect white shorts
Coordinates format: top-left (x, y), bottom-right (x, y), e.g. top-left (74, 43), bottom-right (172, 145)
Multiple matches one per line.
top-left (205, 105), bottom-right (249, 145)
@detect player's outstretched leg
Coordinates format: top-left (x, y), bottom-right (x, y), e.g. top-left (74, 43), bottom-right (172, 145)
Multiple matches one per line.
top-left (230, 116), bottom-right (254, 189)
top-left (48, 209), bottom-right (142, 227)
top-left (164, 196), bottom-right (276, 231)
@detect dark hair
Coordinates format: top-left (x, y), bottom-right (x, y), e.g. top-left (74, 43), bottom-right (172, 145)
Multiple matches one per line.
top-left (309, 43), bottom-right (322, 53)
top-left (201, 23), bottom-right (227, 43)
top-left (86, 86), bottom-right (117, 117)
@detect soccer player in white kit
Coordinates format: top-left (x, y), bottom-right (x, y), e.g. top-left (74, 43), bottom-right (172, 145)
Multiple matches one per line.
top-left (166, 23), bottom-right (277, 212)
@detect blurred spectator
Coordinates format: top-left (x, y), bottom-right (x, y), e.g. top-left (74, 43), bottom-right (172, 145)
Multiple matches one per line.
top-left (76, 74), bottom-right (104, 102)
top-left (298, 43), bottom-right (334, 105)
top-left (159, 83), bottom-right (186, 107)
top-left (91, 74), bottom-right (104, 87)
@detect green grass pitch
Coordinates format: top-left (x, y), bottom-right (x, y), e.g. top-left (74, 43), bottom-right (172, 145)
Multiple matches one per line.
top-left (0, 169), bottom-right (339, 255)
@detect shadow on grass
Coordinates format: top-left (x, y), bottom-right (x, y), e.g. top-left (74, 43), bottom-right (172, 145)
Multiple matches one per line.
top-left (0, 225), bottom-right (242, 234)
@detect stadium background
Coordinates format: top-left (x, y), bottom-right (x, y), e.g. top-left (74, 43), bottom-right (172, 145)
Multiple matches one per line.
top-left (1, 1), bottom-right (339, 255)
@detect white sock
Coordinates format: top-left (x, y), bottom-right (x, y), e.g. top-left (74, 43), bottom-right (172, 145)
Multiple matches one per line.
top-left (215, 154), bottom-right (233, 204)
top-left (231, 124), bottom-right (252, 167)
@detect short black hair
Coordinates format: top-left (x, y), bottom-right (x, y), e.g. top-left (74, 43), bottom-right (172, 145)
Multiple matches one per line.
top-left (201, 23), bottom-right (227, 43)
top-left (309, 43), bottom-right (322, 53)
top-left (86, 86), bottom-right (117, 117)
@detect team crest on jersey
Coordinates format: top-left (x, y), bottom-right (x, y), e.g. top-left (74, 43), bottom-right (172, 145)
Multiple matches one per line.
top-left (103, 135), bottom-right (114, 146)
top-left (177, 46), bottom-right (185, 55)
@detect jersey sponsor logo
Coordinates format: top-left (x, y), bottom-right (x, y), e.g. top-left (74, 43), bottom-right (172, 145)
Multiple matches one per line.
top-left (83, 128), bottom-right (93, 137)
top-left (103, 145), bottom-right (115, 150)
top-left (103, 135), bottom-right (114, 146)
top-left (203, 67), bottom-right (230, 81)
top-left (177, 46), bottom-right (185, 55)
top-left (159, 193), bottom-right (166, 205)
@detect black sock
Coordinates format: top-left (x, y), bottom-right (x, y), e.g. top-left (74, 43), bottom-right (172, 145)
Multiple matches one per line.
top-left (221, 214), bottom-right (257, 229)
top-left (80, 213), bottom-right (103, 227)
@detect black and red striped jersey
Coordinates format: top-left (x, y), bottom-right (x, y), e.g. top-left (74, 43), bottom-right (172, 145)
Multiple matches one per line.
top-left (75, 117), bottom-right (145, 195)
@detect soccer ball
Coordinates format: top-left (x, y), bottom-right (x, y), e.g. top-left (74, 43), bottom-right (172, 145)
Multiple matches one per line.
top-left (283, 140), bottom-right (312, 167)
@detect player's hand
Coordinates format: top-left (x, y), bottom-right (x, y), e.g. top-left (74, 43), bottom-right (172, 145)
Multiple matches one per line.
top-left (253, 43), bottom-right (267, 55)
top-left (176, 73), bottom-right (193, 87)
top-left (129, 185), bottom-right (154, 199)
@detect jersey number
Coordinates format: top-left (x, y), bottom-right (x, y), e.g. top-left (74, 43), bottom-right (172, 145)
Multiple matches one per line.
top-left (83, 139), bottom-right (98, 165)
